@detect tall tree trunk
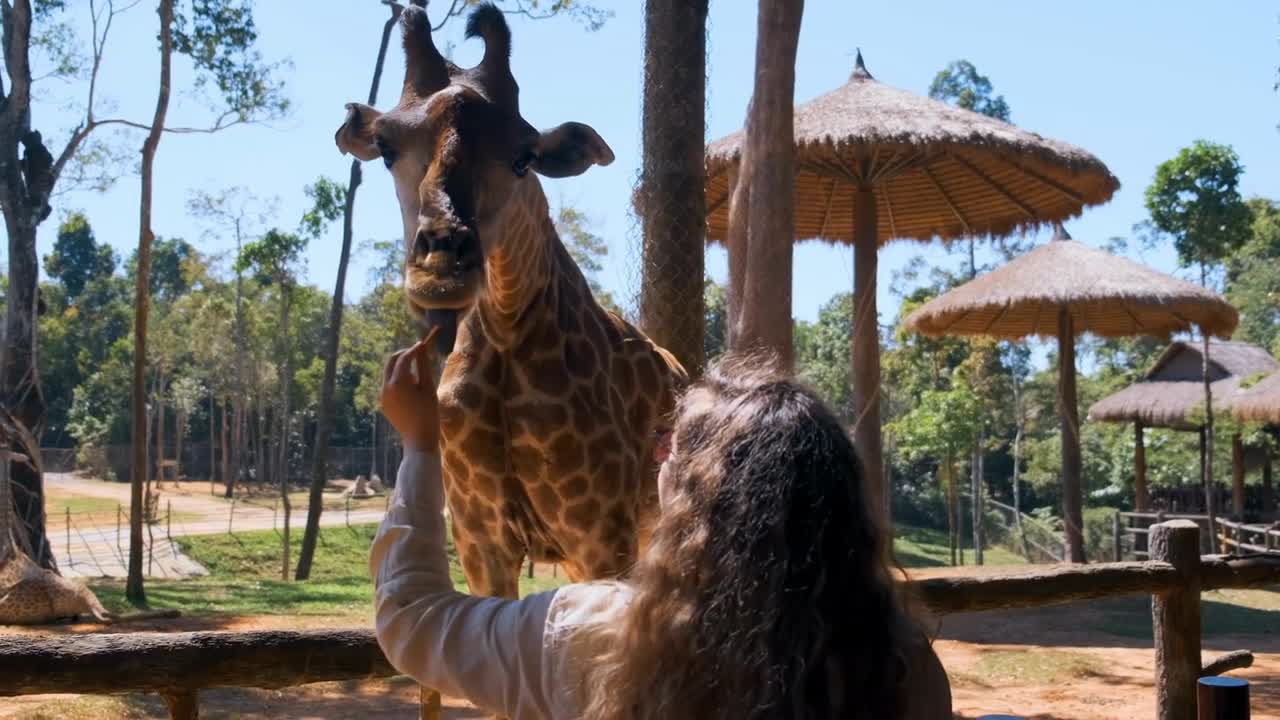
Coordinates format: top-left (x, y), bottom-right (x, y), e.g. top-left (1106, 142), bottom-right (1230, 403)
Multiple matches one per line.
top-left (296, 4), bottom-right (399, 581)
top-left (733, 0), bottom-right (803, 370)
top-left (1134, 421), bottom-right (1149, 512)
top-left (222, 400), bottom-right (233, 497)
top-left (1013, 377), bottom-right (1028, 558)
top-left (154, 368), bottom-right (165, 488)
top-left (128, 0), bottom-right (174, 605)
top-left (1057, 310), bottom-right (1086, 563)
top-left (278, 286), bottom-right (293, 582)
top-left (639, 0), bottom-right (707, 377)
top-left (208, 386), bottom-right (215, 484)
top-left (944, 452), bottom-right (957, 566)
top-left (972, 435), bottom-right (984, 565)
top-left (0, 0), bottom-right (54, 571)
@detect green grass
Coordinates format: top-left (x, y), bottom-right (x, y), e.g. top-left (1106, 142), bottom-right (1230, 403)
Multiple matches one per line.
top-left (892, 524), bottom-right (1028, 569)
top-left (46, 494), bottom-right (120, 516)
top-left (971, 649), bottom-right (1106, 686)
top-left (91, 522), bottom-right (564, 621)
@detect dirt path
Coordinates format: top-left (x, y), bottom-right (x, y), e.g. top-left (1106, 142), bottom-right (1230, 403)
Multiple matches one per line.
top-left (45, 473), bottom-right (387, 579)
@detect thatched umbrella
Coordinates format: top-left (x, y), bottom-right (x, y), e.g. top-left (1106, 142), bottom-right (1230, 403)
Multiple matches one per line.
top-left (905, 226), bottom-right (1238, 561)
top-left (1089, 340), bottom-right (1278, 515)
top-left (704, 52), bottom-right (1118, 514)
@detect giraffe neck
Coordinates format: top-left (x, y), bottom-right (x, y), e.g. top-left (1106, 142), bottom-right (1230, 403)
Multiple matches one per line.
top-left (477, 177), bottom-right (557, 348)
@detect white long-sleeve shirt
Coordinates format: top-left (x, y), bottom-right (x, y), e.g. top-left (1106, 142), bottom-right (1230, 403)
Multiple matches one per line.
top-left (369, 450), bottom-right (952, 720)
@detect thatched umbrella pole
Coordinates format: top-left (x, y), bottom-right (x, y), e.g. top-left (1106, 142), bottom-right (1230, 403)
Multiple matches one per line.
top-left (1057, 309), bottom-right (1086, 562)
top-left (851, 187), bottom-right (883, 511)
top-left (1135, 421), bottom-right (1149, 512)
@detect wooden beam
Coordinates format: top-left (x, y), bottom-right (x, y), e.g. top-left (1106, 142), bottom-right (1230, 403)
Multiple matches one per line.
top-left (0, 555), bottom-right (1276, 701)
top-left (947, 151), bottom-right (1037, 219)
top-left (907, 561), bottom-right (1179, 615)
top-left (0, 629), bottom-right (396, 696)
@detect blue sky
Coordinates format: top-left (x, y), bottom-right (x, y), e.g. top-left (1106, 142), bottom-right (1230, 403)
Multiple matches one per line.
top-left (34, 1), bottom-right (1280, 335)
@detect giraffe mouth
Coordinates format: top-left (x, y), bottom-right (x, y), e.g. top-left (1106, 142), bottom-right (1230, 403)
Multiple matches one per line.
top-left (426, 308), bottom-right (459, 355)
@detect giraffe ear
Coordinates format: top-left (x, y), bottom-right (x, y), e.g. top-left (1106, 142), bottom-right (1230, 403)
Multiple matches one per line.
top-left (335, 103), bottom-right (383, 162)
top-left (529, 122), bottom-right (614, 178)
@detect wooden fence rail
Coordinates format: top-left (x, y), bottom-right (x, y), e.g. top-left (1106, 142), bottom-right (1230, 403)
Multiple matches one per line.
top-left (1, 522), bottom-right (1278, 720)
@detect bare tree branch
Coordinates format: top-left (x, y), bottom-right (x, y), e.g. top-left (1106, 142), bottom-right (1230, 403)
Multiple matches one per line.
top-left (2, 0), bottom-right (34, 125)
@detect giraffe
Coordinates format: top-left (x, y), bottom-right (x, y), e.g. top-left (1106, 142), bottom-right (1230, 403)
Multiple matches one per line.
top-left (335, 2), bottom-right (686, 599)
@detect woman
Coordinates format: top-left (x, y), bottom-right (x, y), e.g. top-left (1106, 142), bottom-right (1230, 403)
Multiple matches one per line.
top-left (371, 337), bottom-right (952, 719)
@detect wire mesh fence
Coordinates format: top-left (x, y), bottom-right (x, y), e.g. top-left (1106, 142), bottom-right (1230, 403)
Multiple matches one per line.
top-left (628, 0), bottom-right (710, 379)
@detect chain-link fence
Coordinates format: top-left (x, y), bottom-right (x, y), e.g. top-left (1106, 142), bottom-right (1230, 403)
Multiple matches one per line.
top-left (629, 0), bottom-right (710, 379)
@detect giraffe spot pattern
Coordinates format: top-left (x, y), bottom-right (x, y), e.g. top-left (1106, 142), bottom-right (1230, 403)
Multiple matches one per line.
top-left (565, 497), bottom-right (602, 534)
top-left (549, 431), bottom-right (586, 472)
top-left (563, 474), bottom-right (589, 497)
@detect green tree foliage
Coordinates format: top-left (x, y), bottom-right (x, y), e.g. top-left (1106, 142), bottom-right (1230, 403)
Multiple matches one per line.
top-left (1226, 198), bottom-right (1280, 354)
top-left (928, 60), bottom-right (1011, 122)
top-left (1144, 140), bottom-right (1251, 278)
top-left (555, 205), bottom-right (619, 312)
top-left (44, 213), bottom-right (116, 299)
top-left (794, 293), bottom-right (853, 421)
top-left (703, 279), bottom-right (727, 362)
top-left (127, 236), bottom-right (199, 302)
top-left (173, 0), bottom-right (290, 127)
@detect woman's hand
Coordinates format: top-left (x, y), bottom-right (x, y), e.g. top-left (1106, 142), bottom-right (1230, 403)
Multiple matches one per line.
top-left (380, 329), bottom-right (440, 453)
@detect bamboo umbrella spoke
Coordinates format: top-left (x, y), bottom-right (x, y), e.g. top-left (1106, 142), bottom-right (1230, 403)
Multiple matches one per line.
top-left (923, 165), bottom-right (973, 234)
top-left (881, 184), bottom-right (899, 240)
top-left (995, 154), bottom-right (1088, 205)
top-left (947, 152), bottom-right (1038, 220)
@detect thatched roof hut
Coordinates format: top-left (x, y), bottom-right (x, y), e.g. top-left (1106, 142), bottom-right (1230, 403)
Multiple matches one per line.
top-left (1088, 340), bottom-right (1277, 516)
top-left (1227, 371), bottom-right (1280, 425)
top-left (1088, 341), bottom-right (1279, 430)
top-left (703, 53), bottom-right (1119, 514)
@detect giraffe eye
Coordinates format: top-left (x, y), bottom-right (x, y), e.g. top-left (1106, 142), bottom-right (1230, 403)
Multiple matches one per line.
top-left (375, 136), bottom-right (397, 169)
top-left (512, 151), bottom-right (534, 178)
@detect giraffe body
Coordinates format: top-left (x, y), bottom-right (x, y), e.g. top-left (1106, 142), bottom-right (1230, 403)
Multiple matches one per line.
top-left (439, 236), bottom-right (684, 596)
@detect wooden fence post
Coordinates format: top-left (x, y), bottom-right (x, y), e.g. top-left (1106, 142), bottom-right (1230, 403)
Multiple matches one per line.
top-left (1151, 519), bottom-right (1202, 720)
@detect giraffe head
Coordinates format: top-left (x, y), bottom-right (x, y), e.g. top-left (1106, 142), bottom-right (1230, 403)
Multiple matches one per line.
top-left (335, 2), bottom-right (615, 351)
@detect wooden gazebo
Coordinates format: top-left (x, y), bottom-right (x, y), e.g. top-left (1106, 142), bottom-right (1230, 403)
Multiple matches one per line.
top-left (1089, 340), bottom-right (1278, 516)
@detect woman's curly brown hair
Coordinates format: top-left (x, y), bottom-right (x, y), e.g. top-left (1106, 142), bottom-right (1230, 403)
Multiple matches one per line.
top-left (574, 354), bottom-right (915, 719)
